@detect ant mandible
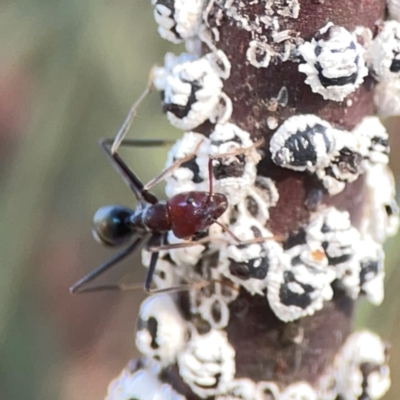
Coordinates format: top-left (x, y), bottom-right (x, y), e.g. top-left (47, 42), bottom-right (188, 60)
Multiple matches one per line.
top-left (70, 77), bottom-right (263, 295)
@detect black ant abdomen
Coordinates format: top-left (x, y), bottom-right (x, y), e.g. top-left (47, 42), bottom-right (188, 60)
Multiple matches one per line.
top-left (92, 205), bottom-right (135, 247)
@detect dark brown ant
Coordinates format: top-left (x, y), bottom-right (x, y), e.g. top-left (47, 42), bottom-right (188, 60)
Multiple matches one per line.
top-left (70, 79), bottom-right (264, 295)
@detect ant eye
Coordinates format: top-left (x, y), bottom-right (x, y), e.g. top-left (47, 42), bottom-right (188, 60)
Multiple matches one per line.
top-left (187, 197), bottom-right (195, 204)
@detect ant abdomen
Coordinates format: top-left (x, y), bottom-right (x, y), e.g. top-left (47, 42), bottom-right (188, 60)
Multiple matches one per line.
top-left (92, 205), bottom-right (135, 247)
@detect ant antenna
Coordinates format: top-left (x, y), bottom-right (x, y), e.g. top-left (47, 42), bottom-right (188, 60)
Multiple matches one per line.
top-left (111, 68), bottom-right (156, 155)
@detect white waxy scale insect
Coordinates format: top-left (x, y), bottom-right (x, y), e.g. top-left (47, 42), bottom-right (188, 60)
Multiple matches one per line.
top-left (306, 208), bottom-right (360, 277)
top-left (136, 294), bottom-right (189, 365)
top-left (355, 238), bottom-right (385, 306)
top-left (151, 0), bottom-right (205, 44)
top-left (266, 238), bottom-right (334, 322)
top-left (366, 21), bottom-right (400, 82)
top-left (189, 269), bottom-right (239, 330)
top-left (333, 331), bottom-right (390, 400)
top-left (270, 115), bottom-right (337, 173)
top-left (218, 215), bottom-right (281, 296)
top-left (267, 207), bottom-right (370, 322)
top-left (154, 52), bottom-right (232, 131)
top-left (360, 163), bottom-right (399, 244)
top-left (298, 23), bottom-right (368, 101)
top-left (164, 131), bottom-right (210, 198)
top-left (142, 250), bottom-right (181, 289)
top-left (244, 176), bottom-right (280, 226)
top-left (270, 115), bottom-right (363, 195)
top-left (209, 123), bottom-right (262, 205)
top-left (177, 329), bottom-right (236, 398)
top-left (105, 360), bottom-right (186, 400)
top-left (352, 116), bottom-right (390, 166)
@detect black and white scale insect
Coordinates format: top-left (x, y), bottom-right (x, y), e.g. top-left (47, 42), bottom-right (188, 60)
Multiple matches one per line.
top-left (266, 207), bottom-right (372, 322)
top-left (317, 331), bottom-right (391, 400)
top-left (154, 51), bottom-right (232, 131)
top-left (356, 238), bottom-right (385, 306)
top-left (266, 240), bottom-right (334, 322)
top-left (105, 359), bottom-right (186, 400)
top-left (269, 114), bottom-right (363, 195)
top-left (298, 23), bottom-right (368, 102)
top-left (164, 124), bottom-right (265, 205)
top-left (151, 0), bottom-right (205, 44)
top-left (352, 116), bottom-right (390, 166)
top-left (367, 21), bottom-right (400, 82)
top-left (360, 163), bottom-right (399, 244)
top-left (177, 329), bottom-right (236, 398)
top-left (135, 294), bottom-right (190, 366)
top-left (188, 273), bottom-right (239, 330)
top-left (217, 215), bottom-right (281, 296)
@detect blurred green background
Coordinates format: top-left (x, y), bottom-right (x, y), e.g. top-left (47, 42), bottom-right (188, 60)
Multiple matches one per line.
top-left (0, 1), bottom-right (399, 399)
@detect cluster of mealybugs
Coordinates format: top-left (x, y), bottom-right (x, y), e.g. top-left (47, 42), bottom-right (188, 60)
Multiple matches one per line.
top-left (106, 330), bottom-right (389, 400)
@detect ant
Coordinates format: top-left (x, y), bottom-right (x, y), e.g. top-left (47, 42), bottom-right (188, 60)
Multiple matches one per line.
top-left (70, 78), bottom-right (264, 295)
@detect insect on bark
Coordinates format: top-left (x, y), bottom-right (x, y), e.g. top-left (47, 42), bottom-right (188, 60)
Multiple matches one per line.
top-left (69, 82), bottom-right (263, 295)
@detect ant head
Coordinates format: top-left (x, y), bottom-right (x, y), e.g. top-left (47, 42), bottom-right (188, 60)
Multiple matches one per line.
top-left (92, 205), bottom-right (134, 246)
top-left (167, 191), bottom-right (228, 239)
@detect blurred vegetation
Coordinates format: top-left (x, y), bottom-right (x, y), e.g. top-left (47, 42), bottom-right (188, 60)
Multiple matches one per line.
top-left (0, 1), bottom-right (399, 399)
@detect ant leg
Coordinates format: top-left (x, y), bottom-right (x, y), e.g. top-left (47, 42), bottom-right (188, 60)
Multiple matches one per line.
top-left (100, 139), bottom-right (159, 205)
top-left (103, 138), bottom-right (176, 149)
top-left (211, 219), bottom-right (283, 245)
top-left (70, 282), bottom-right (144, 294)
top-left (209, 137), bottom-right (265, 160)
top-left (111, 68), bottom-right (156, 154)
top-left (142, 139), bottom-right (204, 192)
top-left (70, 237), bottom-right (144, 294)
top-left (143, 233), bottom-right (164, 293)
top-left (147, 236), bottom-right (212, 253)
